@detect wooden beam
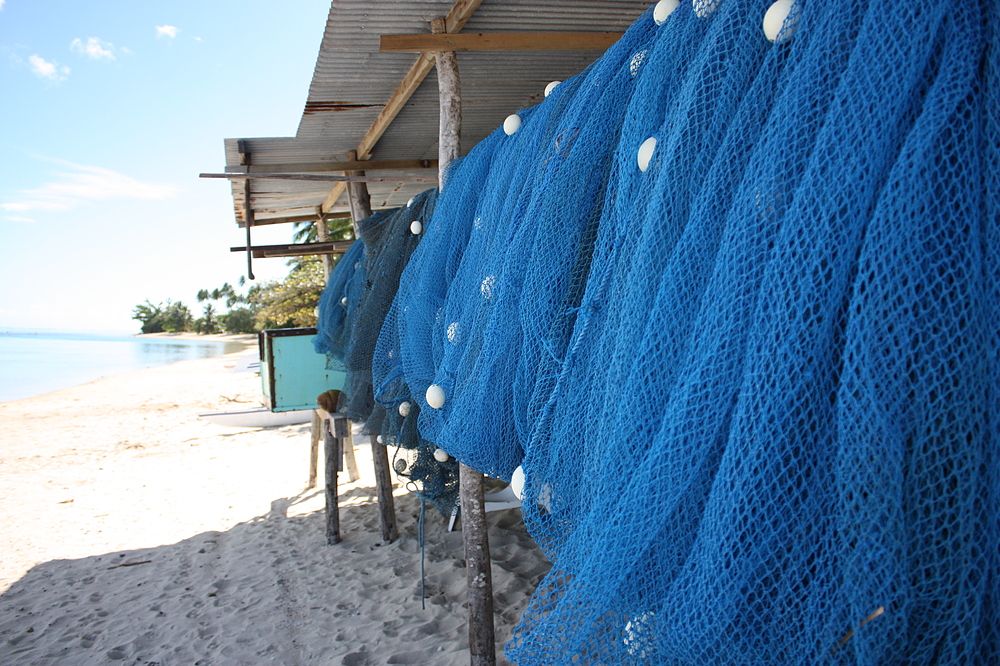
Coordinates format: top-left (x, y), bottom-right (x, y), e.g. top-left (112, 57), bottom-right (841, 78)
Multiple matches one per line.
top-left (243, 179), bottom-right (254, 280)
top-left (241, 212), bottom-right (351, 228)
top-left (226, 159), bottom-right (437, 174)
top-left (237, 140), bottom-right (251, 166)
top-left (229, 240), bottom-right (355, 258)
top-left (381, 31), bottom-right (624, 53)
top-left (320, 0), bottom-right (484, 213)
top-left (202, 172), bottom-right (436, 183)
top-left (320, 182), bottom-right (349, 215)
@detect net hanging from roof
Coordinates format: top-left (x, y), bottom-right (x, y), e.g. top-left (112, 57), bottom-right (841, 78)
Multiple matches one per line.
top-left (315, 190), bottom-right (462, 512)
top-left (332, 0), bottom-right (998, 662)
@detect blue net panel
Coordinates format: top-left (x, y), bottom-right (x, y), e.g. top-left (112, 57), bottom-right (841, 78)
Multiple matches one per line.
top-left (330, 1), bottom-right (999, 663)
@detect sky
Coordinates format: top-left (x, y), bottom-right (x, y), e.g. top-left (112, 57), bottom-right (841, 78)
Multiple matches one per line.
top-left (0, 0), bottom-right (332, 333)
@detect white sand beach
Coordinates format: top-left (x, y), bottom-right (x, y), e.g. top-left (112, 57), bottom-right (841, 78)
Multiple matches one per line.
top-left (0, 350), bottom-right (548, 665)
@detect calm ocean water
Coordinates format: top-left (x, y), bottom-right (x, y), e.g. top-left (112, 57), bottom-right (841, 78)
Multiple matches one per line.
top-left (0, 329), bottom-right (250, 403)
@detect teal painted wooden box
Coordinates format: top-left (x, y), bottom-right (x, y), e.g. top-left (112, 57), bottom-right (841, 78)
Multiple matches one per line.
top-left (259, 328), bottom-right (346, 412)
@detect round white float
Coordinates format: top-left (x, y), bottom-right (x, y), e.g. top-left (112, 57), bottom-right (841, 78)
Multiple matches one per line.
top-left (503, 114), bottom-right (522, 136)
top-left (407, 197), bottom-right (415, 207)
top-left (510, 465), bottom-right (526, 500)
top-left (410, 220), bottom-right (423, 235)
top-left (341, 296), bottom-right (348, 306)
top-left (398, 401), bottom-right (412, 417)
top-left (426, 384), bottom-right (446, 409)
top-left (654, 0), bottom-right (680, 25)
top-left (763, 0), bottom-right (797, 43)
top-left (637, 137), bottom-right (657, 172)
top-left (433, 448), bottom-right (450, 463)
top-left (376, 435), bottom-right (383, 444)
top-left (544, 80), bottom-right (561, 97)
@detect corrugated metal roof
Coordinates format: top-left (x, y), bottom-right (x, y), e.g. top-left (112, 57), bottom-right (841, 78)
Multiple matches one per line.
top-left (222, 0), bottom-right (650, 223)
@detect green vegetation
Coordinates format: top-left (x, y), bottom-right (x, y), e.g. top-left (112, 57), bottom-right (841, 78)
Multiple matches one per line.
top-left (133, 218), bottom-right (356, 335)
top-left (132, 258), bottom-right (343, 335)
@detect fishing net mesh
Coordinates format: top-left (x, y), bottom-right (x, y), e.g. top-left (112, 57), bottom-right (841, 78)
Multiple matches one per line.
top-left (316, 190), bottom-right (462, 511)
top-left (341, 1), bottom-right (997, 662)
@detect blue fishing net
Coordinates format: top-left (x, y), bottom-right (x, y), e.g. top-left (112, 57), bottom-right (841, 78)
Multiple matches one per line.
top-left (321, 190), bottom-right (438, 431)
top-left (315, 190), bottom-right (463, 512)
top-left (314, 238), bottom-right (365, 362)
top-left (377, 1), bottom-right (998, 663)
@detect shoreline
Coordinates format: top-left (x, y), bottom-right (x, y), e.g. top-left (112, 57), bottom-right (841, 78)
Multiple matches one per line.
top-left (133, 331), bottom-right (258, 344)
top-left (0, 353), bottom-right (547, 665)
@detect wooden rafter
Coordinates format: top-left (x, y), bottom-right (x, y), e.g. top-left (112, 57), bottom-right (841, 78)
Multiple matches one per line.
top-left (380, 31), bottom-right (624, 53)
top-left (225, 158), bottom-right (438, 174)
top-left (229, 240), bottom-right (355, 259)
top-left (320, 0), bottom-right (485, 214)
top-left (202, 172), bottom-right (437, 183)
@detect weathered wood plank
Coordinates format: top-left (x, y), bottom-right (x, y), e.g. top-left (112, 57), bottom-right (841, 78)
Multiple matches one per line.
top-left (381, 31), bottom-right (623, 53)
top-left (226, 159), bottom-right (438, 174)
top-left (241, 212), bottom-right (351, 228)
top-left (243, 179), bottom-right (254, 280)
top-left (319, 0), bottom-right (484, 213)
top-left (202, 172), bottom-right (436, 183)
top-left (229, 240), bottom-right (355, 258)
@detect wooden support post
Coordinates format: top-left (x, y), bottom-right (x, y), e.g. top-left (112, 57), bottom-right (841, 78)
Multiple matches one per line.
top-left (370, 428), bottom-right (398, 543)
top-left (432, 18), bottom-right (462, 186)
top-left (316, 213), bottom-right (334, 278)
top-left (325, 417), bottom-right (347, 545)
top-left (460, 464), bottom-right (496, 666)
top-left (242, 179), bottom-right (255, 280)
top-left (344, 428), bottom-right (360, 483)
top-left (343, 162), bottom-right (396, 542)
top-left (309, 410), bottom-right (322, 489)
top-left (433, 18), bottom-right (496, 665)
top-left (345, 150), bottom-right (373, 226)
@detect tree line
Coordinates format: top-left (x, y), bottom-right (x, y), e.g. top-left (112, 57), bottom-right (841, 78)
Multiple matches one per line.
top-left (133, 219), bottom-right (354, 335)
top-left (132, 257), bottom-right (327, 335)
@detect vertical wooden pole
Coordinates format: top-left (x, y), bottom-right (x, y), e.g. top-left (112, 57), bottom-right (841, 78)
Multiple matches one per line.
top-left (370, 429), bottom-right (399, 543)
top-left (316, 213), bottom-right (334, 278)
top-left (433, 17), bottom-right (496, 666)
top-left (309, 410), bottom-right (322, 489)
top-left (324, 417), bottom-right (343, 545)
top-left (432, 18), bottom-right (462, 187)
top-left (460, 464), bottom-right (495, 665)
top-left (344, 428), bottom-right (361, 483)
top-left (343, 154), bottom-right (396, 543)
top-left (345, 150), bottom-right (373, 224)
top-left (242, 179), bottom-right (255, 280)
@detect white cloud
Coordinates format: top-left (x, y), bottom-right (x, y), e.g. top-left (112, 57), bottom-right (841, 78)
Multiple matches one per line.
top-left (1, 161), bottom-right (179, 214)
top-left (70, 37), bottom-right (116, 61)
top-left (155, 25), bottom-right (180, 39)
top-left (2, 215), bottom-right (36, 223)
top-left (28, 54), bottom-right (70, 82)
top-left (0, 1), bottom-right (6, 10)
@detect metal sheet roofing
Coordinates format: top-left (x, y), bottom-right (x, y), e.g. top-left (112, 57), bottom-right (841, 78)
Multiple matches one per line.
top-left (221, 0), bottom-right (650, 224)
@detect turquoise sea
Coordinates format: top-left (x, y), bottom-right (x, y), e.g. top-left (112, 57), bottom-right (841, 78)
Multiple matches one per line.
top-left (0, 329), bottom-right (250, 403)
